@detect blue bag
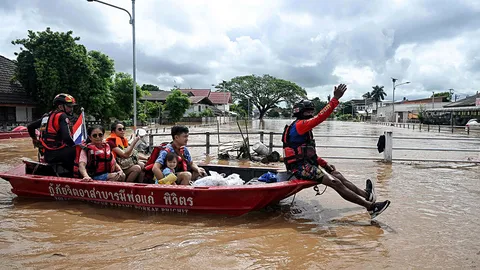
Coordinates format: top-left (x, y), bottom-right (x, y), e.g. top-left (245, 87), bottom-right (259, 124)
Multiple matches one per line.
top-left (258, 172), bottom-right (278, 183)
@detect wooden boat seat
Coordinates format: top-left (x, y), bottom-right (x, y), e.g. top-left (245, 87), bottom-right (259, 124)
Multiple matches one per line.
top-left (22, 158), bottom-right (71, 177)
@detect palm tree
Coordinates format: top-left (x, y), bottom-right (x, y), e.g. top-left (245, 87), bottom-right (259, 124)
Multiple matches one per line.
top-left (371, 85), bottom-right (387, 117)
top-left (362, 92), bottom-right (372, 120)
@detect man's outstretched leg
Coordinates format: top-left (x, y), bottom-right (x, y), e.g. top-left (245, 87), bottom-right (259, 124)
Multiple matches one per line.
top-left (322, 173), bottom-right (390, 218)
top-left (331, 171), bottom-right (376, 203)
top-left (297, 163), bottom-right (390, 218)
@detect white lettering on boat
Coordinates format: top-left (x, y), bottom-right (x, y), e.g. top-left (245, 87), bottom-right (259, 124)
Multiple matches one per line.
top-left (163, 192), bottom-right (194, 206)
top-left (51, 196), bottom-right (189, 214)
top-left (48, 183), bottom-right (156, 205)
top-left (47, 183), bottom-right (195, 212)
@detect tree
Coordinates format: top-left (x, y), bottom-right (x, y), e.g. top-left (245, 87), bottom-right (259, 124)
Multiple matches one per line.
top-left (230, 104), bottom-right (246, 117)
top-left (362, 92), bottom-right (373, 120)
top-left (84, 50), bottom-right (116, 121)
top-left (12, 28), bottom-right (115, 121)
top-left (371, 85), bottom-right (387, 116)
top-left (218, 74), bottom-right (307, 119)
top-left (199, 108), bottom-right (214, 117)
top-left (110, 72), bottom-right (137, 120)
top-left (165, 89), bottom-right (191, 123)
top-left (311, 97), bottom-right (328, 115)
top-left (432, 91), bottom-right (452, 102)
top-left (141, 84), bottom-right (161, 92)
top-left (281, 107), bottom-right (292, 118)
top-left (266, 109), bottom-right (280, 118)
top-left (138, 100), bottom-right (162, 119)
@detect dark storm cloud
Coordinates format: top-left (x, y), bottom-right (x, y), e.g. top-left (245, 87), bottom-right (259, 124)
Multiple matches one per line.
top-left (389, 0), bottom-right (480, 48)
top-left (89, 42), bottom-right (209, 76)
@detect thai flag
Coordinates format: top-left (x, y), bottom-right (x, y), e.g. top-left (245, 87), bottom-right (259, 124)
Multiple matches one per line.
top-left (72, 110), bottom-right (86, 145)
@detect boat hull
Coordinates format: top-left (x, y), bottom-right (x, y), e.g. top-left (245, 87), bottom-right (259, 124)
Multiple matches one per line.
top-left (0, 131), bottom-right (30, 140)
top-left (0, 164), bottom-right (316, 216)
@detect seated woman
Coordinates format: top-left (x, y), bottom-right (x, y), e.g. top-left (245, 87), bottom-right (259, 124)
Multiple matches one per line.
top-left (106, 121), bottom-right (147, 183)
top-left (78, 125), bottom-right (125, 182)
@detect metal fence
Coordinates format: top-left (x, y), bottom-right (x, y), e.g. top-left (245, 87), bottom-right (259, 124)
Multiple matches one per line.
top-left (375, 122), bottom-right (479, 135)
top-left (147, 131), bottom-right (480, 164)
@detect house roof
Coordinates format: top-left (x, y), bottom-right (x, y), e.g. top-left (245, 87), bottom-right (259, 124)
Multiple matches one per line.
top-left (140, 90), bottom-right (170, 101)
top-left (401, 96), bottom-right (443, 104)
top-left (444, 93), bottom-right (480, 107)
top-left (208, 91), bottom-right (232, 104)
top-left (189, 96), bottom-right (213, 105)
top-left (0, 55), bottom-right (37, 106)
top-left (180, 89), bottom-right (210, 97)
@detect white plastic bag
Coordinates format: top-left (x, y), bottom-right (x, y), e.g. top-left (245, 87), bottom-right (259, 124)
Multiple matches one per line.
top-left (193, 171), bottom-right (245, 186)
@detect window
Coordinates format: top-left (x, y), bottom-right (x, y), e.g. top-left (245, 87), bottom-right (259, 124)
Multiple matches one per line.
top-left (198, 105), bottom-right (201, 112)
top-left (0, 107), bottom-right (16, 122)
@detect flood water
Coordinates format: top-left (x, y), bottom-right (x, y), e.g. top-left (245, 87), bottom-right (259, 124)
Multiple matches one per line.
top-left (1, 120), bottom-right (479, 269)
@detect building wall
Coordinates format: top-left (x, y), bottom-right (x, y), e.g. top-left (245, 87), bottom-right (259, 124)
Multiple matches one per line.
top-left (376, 102), bottom-right (450, 122)
top-left (215, 103), bottom-right (230, 112)
top-left (16, 106), bottom-right (33, 122)
top-left (184, 104), bottom-right (203, 115)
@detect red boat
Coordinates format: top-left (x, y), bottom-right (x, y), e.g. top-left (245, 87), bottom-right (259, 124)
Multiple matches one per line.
top-left (0, 160), bottom-right (316, 216)
top-left (0, 131), bottom-right (31, 140)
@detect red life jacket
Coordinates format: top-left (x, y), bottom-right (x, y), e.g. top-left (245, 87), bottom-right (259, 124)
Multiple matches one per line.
top-left (281, 120), bottom-right (318, 170)
top-left (164, 145), bottom-right (189, 172)
top-left (72, 143), bottom-right (113, 178)
top-left (39, 110), bottom-right (72, 151)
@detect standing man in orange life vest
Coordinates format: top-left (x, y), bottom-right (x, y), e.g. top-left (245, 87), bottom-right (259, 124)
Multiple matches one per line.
top-left (27, 93), bottom-right (77, 172)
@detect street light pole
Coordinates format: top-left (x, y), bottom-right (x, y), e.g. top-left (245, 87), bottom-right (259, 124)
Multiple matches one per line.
top-left (247, 98), bottom-right (250, 120)
top-left (87, 0), bottom-right (137, 130)
top-left (222, 80), bottom-right (226, 117)
top-left (392, 78), bottom-right (397, 123)
top-left (391, 77), bottom-right (410, 123)
top-left (432, 91), bottom-right (435, 109)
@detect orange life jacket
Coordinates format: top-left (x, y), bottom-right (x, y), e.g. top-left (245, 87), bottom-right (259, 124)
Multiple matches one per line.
top-left (281, 120), bottom-right (317, 170)
top-left (106, 133), bottom-right (129, 158)
top-left (39, 110), bottom-right (72, 151)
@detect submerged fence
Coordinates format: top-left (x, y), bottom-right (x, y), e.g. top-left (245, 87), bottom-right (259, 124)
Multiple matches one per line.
top-left (147, 131), bottom-right (480, 164)
top-left (375, 122), bottom-right (480, 135)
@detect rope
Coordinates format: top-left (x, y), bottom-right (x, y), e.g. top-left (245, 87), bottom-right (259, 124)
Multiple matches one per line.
top-left (313, 185), bottom-right (327, 196)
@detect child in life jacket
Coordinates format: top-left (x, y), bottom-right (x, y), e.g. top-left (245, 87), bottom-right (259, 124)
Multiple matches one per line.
top-left (155, 152), bottom-right (178, 185)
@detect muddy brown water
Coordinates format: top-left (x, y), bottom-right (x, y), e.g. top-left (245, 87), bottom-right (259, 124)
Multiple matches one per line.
top-left (1, 120), bottom-right (479, 269)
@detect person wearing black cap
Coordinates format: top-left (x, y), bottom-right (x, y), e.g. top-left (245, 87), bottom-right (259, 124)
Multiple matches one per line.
top-left (281, 84), bottom-right (390, 219)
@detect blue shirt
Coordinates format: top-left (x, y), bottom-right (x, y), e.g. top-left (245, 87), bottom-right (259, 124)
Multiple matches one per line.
top-left (289, 122), bottom-right (310, 146)
top-left (155, 144), bottom-right (192, 166)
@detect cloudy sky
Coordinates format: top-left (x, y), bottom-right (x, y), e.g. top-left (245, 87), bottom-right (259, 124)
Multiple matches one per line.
top-left (1, 0), bottom-right (479, 101)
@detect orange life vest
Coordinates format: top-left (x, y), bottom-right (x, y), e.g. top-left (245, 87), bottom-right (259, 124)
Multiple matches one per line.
top-left (39, 110), bottom-right (72, 151)
top-left (281, 120), bottom-right (317, 170)
top-left (106, 133), bottom-right (129, 158)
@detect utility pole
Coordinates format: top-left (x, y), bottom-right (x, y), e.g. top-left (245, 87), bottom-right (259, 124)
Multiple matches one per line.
top-left (432, 91), bottom-right (435, 109)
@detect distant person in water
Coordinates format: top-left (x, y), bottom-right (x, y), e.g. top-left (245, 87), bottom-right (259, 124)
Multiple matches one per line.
top-left (281, 84), bottom-right (390, 219)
